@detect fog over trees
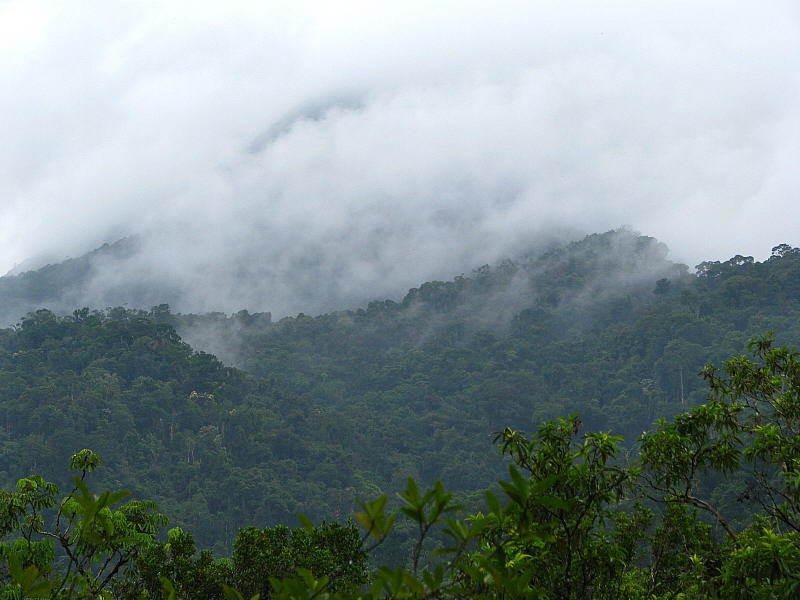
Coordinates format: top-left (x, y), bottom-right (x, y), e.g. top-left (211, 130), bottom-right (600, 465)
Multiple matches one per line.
top-left (1, 2), bottom-right (799, 598)
top-left (1, 1), bottom-right (798, 318)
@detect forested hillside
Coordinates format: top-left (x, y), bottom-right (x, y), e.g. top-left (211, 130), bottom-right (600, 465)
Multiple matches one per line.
top-left (1, 230), bottom-right (799, 569)
top-left (176, 231), bottom-right (800, 447)
top-left (0, 238), bottom-right (185, 329)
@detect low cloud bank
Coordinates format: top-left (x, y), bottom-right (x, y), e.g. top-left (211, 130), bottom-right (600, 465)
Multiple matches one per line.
top-left (1, 1), bottom-right (797, 316)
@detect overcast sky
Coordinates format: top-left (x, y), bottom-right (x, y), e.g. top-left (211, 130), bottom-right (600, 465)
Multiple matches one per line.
top-left (1, 0), bottom-right (798, 314)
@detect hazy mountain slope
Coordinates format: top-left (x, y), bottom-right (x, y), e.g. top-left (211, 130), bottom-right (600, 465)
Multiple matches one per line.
top-left (176, 230), bottom-right (689, 365)
top-left (0, 230), bottom-right (798, 558)
top-left (170, 231), bottom-right (800, 448)
top-left (0, 237), bottom-right (184, 328)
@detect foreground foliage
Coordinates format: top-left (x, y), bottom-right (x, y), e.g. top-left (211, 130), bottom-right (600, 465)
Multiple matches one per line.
top-left (0, 448), bottom-right (167, 598)
top-left (2, 336), bottom-right (800, 598)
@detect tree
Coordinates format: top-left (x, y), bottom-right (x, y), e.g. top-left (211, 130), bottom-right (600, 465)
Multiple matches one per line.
top-left (641, 334), bottom-right (800, 536)
top-left (114, 526), bottom-right (232, 600)
top-left (452, 416), bottom-right (635, 599)
top-left (232, 521), bottom-right (367, 599)
top-left (639, 334), bottom-right (800, 597)
top-left (0, 449), bottom-right (167, 598)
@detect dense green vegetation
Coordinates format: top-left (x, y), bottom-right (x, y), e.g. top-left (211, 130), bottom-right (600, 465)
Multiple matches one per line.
top-left (1, 232), bottom-right (799, 554)
top-left (0, 230), bottom-right (799, 597)
top-left (3, 335), bottom-right (800, 598)
top-left (174, 232), bottom-right (800, 448)
top-left (0, 308), bottom-right (343, 554)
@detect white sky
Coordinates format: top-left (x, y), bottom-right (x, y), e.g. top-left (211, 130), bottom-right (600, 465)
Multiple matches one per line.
top-left (1, 0), bottom-right (798, 313)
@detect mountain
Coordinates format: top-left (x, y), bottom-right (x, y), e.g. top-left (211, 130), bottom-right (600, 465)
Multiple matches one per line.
top-left (173, 230), bottom-right (686, 362)
top-left (0, 237), bottom-right (185, 328)
top-left (0, 230), bottom-right (798, 560)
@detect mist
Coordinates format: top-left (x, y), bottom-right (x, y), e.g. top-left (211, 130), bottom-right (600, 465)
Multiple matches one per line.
top-left (1, 1), bottom-right (798, 317)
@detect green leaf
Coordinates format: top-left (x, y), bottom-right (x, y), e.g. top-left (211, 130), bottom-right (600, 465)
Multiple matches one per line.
top-left (534, 494), bottom-right (571, 511)
top-left (297, 513), bottom-right (314, 531)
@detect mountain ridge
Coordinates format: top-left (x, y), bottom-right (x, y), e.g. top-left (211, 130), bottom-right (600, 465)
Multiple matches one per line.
top-left (0, 229), bottom-right (798, 560)
top-left (0, 229), bottom-right (680, 330)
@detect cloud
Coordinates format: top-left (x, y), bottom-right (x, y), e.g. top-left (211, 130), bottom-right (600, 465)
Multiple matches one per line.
top-left (0, 0), bottom-right (797, 316)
